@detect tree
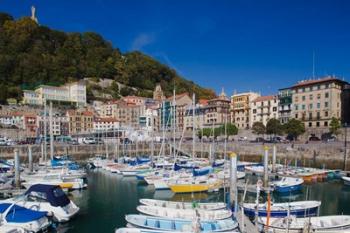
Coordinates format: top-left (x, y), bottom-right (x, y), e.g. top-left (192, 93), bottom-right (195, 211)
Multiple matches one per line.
top-left (329, 117), bottom-right (341, 135)
top-left (252, 122), bottom-right (266, 135)
top-left (283, 119), bottom-right (305, 140)
top-left (266, 118), bottom-right (283, 135)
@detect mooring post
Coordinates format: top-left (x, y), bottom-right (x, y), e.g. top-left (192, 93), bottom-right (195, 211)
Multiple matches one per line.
top-left (263, 146), bottom-right (269, 187)
top-left (229, 152), bottom-right (238, 217)
top-left (272, 144), bottom-right (276, 173)
top-left (14, 149), bottom-right (20, 188)
top-left (28, 145), bottom-right (33, 173)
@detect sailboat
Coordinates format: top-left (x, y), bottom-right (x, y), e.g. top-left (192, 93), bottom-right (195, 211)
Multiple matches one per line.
top-left (140, 199), bottom-right (226, 210)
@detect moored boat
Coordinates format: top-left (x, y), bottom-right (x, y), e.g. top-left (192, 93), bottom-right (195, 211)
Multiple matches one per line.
top-left (342, 176), bottom-right (350, 186)
top-left (140, 199), bottom-right (226, 210)
top-left (242, 200), bottom-right (321, 217)
top-left (125, 214), bottom-right (238, 232)
top-left (136, 205), bottom-right (232, 221)
top-left (259, 215), bottom-right (350, 232)
top-left (271, 177), bottom-right (304, 193)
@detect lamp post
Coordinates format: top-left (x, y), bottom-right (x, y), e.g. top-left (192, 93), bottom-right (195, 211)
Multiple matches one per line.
top-left (344, 123), bottom-right (348, 171)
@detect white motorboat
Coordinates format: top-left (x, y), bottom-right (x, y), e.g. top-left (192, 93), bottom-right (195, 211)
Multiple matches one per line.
top-left (0, 203), bottom-right (50, 232)
top-left (1, 184), bottom-right (79, 222)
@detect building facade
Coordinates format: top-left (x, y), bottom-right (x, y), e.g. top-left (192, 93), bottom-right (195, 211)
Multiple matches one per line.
top-left (290, 77), bottom-right (348, 129)
top-left (23, 81), bottom-right (86, 106)
top-left (278, 88), bottom-right (293, 124)
top-left (250, 95), bottom-right (279, 127)
top-left (231, 92), bottom-right (260, 129)
top-left (37, 114), bottom-right (69, 136)
top-left (66, 109), bottom-right (93, 135)
top-left (93, 117), bottom-right (119, 132)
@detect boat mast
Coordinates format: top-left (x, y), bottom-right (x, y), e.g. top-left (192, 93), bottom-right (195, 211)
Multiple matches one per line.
top-left (173, 88), bottom-right (176, 160)
top-left (162, 100), bottom-right (165, 157)
top-left (43, 99), bottom-right (47, 162)
top-left (49, 101), bottom-right (54, 160)
top-left (192, 93), bottom-right (196, 160)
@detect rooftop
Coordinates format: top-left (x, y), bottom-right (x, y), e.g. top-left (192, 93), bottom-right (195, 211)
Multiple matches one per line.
top-left (252, 95), bottom-right (277, 102)
top-left (292, 76), bottom-right (348, 88)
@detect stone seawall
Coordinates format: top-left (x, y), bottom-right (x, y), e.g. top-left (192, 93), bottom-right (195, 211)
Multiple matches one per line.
top-left (0, 142), bottom-right (348, 170)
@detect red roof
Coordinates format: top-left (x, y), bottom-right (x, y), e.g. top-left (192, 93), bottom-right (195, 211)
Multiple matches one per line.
top-left (94, 117), bottom-right (118, 123)
top-left (199, 99), bottom-right (209, 105)
top-left (252, 95), bottom-right (277, 102)
top-left (292, 77), bottom-right (347, 88)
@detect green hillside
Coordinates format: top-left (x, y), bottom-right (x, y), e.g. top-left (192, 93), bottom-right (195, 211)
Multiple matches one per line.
top-left (0, 13), bottom-right (216, 103)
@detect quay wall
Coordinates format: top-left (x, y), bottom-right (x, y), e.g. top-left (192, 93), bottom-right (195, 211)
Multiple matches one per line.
top-left (0, 142), bottom-right (348, 170)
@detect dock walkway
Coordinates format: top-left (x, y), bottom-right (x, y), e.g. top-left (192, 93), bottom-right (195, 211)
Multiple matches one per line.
top-left (237, 210), bottom-right (259, 233)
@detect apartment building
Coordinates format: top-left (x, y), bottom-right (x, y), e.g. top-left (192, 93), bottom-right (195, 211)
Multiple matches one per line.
top-left (250, 95), bottom-right (279, 127)
top-left (290, 76), bottom-right (349, 128)
top-left (37, 114), bottom-right (69, 136)
top-left (23, 81), bottom-right (86, 106)
top-left (278, 88), bottom-right (293, 124)
top-left (93, 117), bottom-right (119, 132)
top-left (66, 109), bottom-right (93, 135)
top-left (231, 92), bottom-right (260, 129)
top-left (99, 100), bottom-right (144, 128)
top-left (203, 93), bottom-right (231, 128)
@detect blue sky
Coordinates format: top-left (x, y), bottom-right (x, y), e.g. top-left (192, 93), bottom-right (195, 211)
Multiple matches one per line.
top-left (1, 0), bottom-right (350, 95)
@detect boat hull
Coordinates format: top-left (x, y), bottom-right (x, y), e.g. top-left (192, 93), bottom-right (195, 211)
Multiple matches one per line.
top-left (274, 184), bottom-right (302, 193)
top-left (169, 184), bottom-right (209, 193)
top-left (243, 206), bottom-right (318, 218)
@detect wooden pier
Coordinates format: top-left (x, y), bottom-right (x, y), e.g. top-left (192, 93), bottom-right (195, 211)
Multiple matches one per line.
top-left (237, 210), bottom-right (259, 233)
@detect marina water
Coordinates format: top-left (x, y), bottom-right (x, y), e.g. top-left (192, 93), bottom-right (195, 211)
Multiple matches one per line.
top-left (61, 170), bottom-right (350, 233)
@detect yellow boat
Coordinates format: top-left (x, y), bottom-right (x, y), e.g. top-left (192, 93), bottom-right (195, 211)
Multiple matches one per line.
top-left (59, 183), bottom-right (74, 189)
top-left (169, 178), bottom-right (222, 194)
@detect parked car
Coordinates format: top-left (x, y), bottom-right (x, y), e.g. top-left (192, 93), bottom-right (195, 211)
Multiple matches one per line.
top-left (321, 133), bottom-right (337, 142)
top-left (238, 136), bottom-right (248, 142)
top-left (251, 137), bottom-right (266, 143)
top-left (82, 137), bottom-right (97, 144)
top-left (308, 136), bottom-right (321, 142)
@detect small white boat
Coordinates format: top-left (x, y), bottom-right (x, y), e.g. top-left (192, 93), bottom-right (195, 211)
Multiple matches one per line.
top-left (271, 177), bottom-right (304, 193)
top-left (342, 176), bottom-right (350, 186)
top-left (137, 205), bottom-right (232, 220)
top-left (260, 215), bottom-right (350, 232)
top-left (140, 199), bottom-right (226, 210)
top-left (115, 227), bottom-right (241, 233)
top-left (125, 214), bottom-right (238, 232)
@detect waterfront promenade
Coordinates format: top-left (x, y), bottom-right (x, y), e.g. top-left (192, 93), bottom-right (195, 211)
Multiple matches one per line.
top-left (0, 141), bottom-right (348, 169)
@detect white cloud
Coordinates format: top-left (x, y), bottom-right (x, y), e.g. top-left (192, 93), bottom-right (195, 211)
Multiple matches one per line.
top-left (131, 33), bottom-right (155, 50)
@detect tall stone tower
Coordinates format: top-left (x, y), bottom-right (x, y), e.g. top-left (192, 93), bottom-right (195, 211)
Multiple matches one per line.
top-left (153, 83), bottom-right (165, 101)
top-left (31, 6), bottom-right (38, 24)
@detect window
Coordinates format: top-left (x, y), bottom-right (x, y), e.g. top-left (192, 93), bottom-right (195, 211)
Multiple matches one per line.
top-left (317, 94), bottom-right (321, 99)
top-left (309, 94), bottom-right (313, 100)
top-left (325, 92), bottom-right (329, 98)
top-left (295, 105), bottom-right (299, 110)
top-left (317, 103), bottom-right (320, 109)
top-left (324, 121), bottom-right (328, 126)
top-left (295, 114), bottom-right (298, 119)
top-left (325, 111), bottom-right (328, 117)
top-left (308, 122), bottom-right (312, 127)
top-left (253, 109), bottom-right (256, 113)
top-left (325, 102), bottom-right (329, 108)
top-left (273, 107), bottom-right (277, 112)
top-left (317, 112), bottom-right (320, 119)
top-left (316, 122), bottom-right (320, 127)
top-left (317, 85), bottom-right (321, 90)
top-left (302, 105), bottom-right (305, 110)
top-left (302, 96), bottom-right (306, 101)
top-left (309, 104), bottom-right (313, 109)
top-left (309, 113), bottom-right (312, 120)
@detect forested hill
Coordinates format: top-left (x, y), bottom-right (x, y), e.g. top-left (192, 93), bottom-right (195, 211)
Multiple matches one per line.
top-left (0, 12), bottom-right (216, 103)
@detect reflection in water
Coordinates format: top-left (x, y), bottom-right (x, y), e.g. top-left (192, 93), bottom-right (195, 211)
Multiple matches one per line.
top-left (63, 171), bottom-right (350, 233)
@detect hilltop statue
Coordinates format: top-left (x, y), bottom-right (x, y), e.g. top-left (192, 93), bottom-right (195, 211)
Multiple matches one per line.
top-left (31, 6), bottom-right (38, 24)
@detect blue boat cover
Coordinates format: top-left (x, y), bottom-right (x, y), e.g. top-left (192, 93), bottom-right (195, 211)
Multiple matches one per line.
top-left (0, 203), bottom-right (47, 223)
top-left (25, 184), bottom-right (70, 207)
top-left (193, 167), bottom-right (213, 176)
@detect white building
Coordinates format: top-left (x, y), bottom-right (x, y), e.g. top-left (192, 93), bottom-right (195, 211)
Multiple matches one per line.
top-left (23, 81), bottom-right (86, 106)
top-left (93, 117), bottom-right (120, 132)
top-left (139, 107), bottom-right (158, 131)
top-left (37, 114), bottom-right (69, 136)
top-left (250, 95), bottom-right (279, 127)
